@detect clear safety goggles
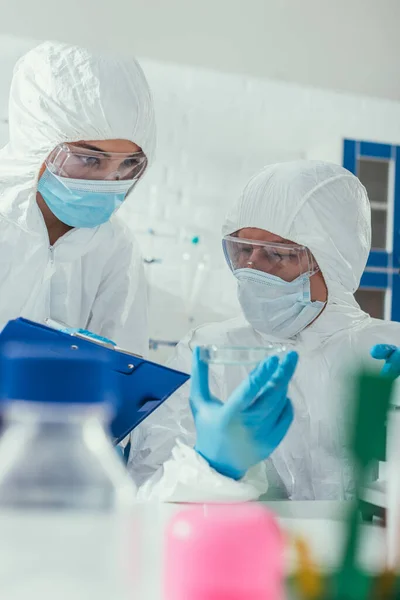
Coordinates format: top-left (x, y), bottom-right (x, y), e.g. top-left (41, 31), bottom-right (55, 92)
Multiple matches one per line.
top-left (46, 143), bottom-right (148, 181)
top-left (222, 235), bottom-right (319, 282)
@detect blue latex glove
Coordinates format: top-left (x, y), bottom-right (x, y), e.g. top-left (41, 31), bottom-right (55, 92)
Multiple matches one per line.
top-left (370, 344), bottom-right (400, 379)
top-left (115, 445), bottom-right (125, 461)
top-left (114, 441), bottom-right (131, 464)
top-left (46, 320), bottom-right (117, 346)
top-left (190, 348), bottom-right (298, 480)
top-left (63, 328), bottom-right (117, 346)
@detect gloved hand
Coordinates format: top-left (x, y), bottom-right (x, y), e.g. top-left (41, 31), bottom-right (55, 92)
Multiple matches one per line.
top-left (190, 348), bottom-right (298, 480)
top-left (371, 344), bottom-right (400, 379)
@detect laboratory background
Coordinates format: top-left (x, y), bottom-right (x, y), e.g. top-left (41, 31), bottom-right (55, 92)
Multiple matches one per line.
top-left (1, 2), bottom-right (400, 599)
top-left (0, 0), bottom-right (399, 362)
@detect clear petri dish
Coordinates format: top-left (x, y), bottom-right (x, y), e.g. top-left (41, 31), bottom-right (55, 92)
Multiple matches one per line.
top-left (199, 345), bottom-right (287, 366)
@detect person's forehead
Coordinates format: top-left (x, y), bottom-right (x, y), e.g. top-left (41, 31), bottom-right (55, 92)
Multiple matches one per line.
top-left (236, 227), bottom-right (295, 244)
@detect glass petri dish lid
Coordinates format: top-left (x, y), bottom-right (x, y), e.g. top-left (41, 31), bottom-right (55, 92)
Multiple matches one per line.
top-left (199, 345), bottom-right (287, 366)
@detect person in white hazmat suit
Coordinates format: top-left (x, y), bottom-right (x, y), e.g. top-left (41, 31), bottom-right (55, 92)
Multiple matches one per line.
top-left (0, 41), bottom-right (155, 354)
top-left (131, 161), bottom-right (400, 501)
top-left (0, 41), bottom-right (298, 502)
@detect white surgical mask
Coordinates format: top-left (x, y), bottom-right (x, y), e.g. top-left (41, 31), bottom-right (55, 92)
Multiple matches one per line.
top-left (235, 268), bottom-right (326, 339)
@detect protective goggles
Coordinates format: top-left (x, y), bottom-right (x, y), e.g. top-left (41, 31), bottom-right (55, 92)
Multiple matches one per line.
top-left (222, 235), bottom-right (319, 282)
top-left (46, 143), bottom-right (148, 182)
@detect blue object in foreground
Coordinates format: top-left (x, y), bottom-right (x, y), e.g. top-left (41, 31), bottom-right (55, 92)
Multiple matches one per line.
top-left (115, 443), bottom-right (131, 464)
top-left (115, 445), bottom-right (125, 460)
top-left (0, 318), bottom-right (190, 445)
top-left (190, 348), bottom-right (298, 480)
top-left (61, 328), bottom-right (117, 346)
top-left (370, 344), bottom-right (400, 379)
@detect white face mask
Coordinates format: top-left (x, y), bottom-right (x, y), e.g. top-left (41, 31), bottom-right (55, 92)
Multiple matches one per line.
top-left (235, 268), bottom-right (326, 339)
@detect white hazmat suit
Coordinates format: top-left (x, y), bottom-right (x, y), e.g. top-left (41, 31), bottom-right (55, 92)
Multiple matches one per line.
top-left (130, 161), bottom-right (400, 501)
top-left (0, 41), bottom-right (155, 354)
top-left (1, 42), bottom-right (267, 501)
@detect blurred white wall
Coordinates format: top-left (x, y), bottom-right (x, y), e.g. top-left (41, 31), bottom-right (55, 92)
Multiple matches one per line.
top-left (1, 34), bottom-right (400, 361)
top-left (1, 0), bottom-right (400, 100)
top-left (128, 61), bottom-right (400, 361)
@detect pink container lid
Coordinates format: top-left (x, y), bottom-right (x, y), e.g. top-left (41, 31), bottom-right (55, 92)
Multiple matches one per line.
top-left (164, 503), bottom-right (284, 600)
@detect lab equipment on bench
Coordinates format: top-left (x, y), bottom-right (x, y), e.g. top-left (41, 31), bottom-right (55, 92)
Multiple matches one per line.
top-left (0, 340), bottom-right (135, 509)
top-left (199, 344), bottom-right (287, 366)
top-left (0, 340), bottom-right (135, 600)
top-left (181, 235), bottom-right (210, 323)
top-left (0, 318), bottom-right (190, 445)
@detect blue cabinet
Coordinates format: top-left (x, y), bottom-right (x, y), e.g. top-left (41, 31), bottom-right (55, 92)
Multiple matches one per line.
top-left (343, 139), bottom-right (400, 321)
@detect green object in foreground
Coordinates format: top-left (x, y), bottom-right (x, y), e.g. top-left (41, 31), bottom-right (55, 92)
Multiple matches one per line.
top-left (350, 371), bottom-right (392, 470)
top-left (287, 370), bottom-right (396, 600)
top-left (334, 370), bottom-right (394, 600)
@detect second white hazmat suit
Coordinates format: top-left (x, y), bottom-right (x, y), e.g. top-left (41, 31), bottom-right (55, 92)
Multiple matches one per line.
top-left (130, 161), bottom-right (400, 501)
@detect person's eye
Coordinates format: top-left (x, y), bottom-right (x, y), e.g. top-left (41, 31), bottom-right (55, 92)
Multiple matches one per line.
top-left (268, 250), bottom-right (283, 261)
top-left (122, 158), bottom-right (138, 169)
top-left (79, 156), bottom-right (101, 168)
top-left (120, 157), bottom-right (146, 178)
top-left (122, 158), bottom-right (145, 172)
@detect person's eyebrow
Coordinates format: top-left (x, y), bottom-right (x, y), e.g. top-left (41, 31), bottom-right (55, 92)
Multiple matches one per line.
top-left (236, 234), bottom-right (294, 244)
top-left (278, 238), bottom-right (295, 244)
top-left (73, 142), bottom-right (112, 157)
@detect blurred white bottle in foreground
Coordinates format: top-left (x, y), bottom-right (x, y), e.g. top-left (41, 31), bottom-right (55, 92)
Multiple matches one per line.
top-left (0, 341), bottom-right (136, 600)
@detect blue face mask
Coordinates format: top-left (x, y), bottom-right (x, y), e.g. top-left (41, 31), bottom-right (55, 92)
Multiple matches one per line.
top-left (37, 167), bottom-right (136, 228)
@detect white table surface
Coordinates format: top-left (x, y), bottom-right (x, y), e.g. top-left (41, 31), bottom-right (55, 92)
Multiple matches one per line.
top-left (137, 501), bottom-right (387, 599)
top-left (0, 500), bottom-right (386, 599)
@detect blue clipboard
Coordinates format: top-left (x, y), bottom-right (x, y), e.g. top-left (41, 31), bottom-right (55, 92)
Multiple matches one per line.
top-left (0, 318), bottom-right (190, 445)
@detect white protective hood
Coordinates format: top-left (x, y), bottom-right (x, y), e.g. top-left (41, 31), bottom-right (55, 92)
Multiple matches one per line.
top-left (1, 40), bottom-right (156, 230)
top-left (222, 160), bottom-right (371, 337)
top-left (0, 41), bottom-right (155, 355)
